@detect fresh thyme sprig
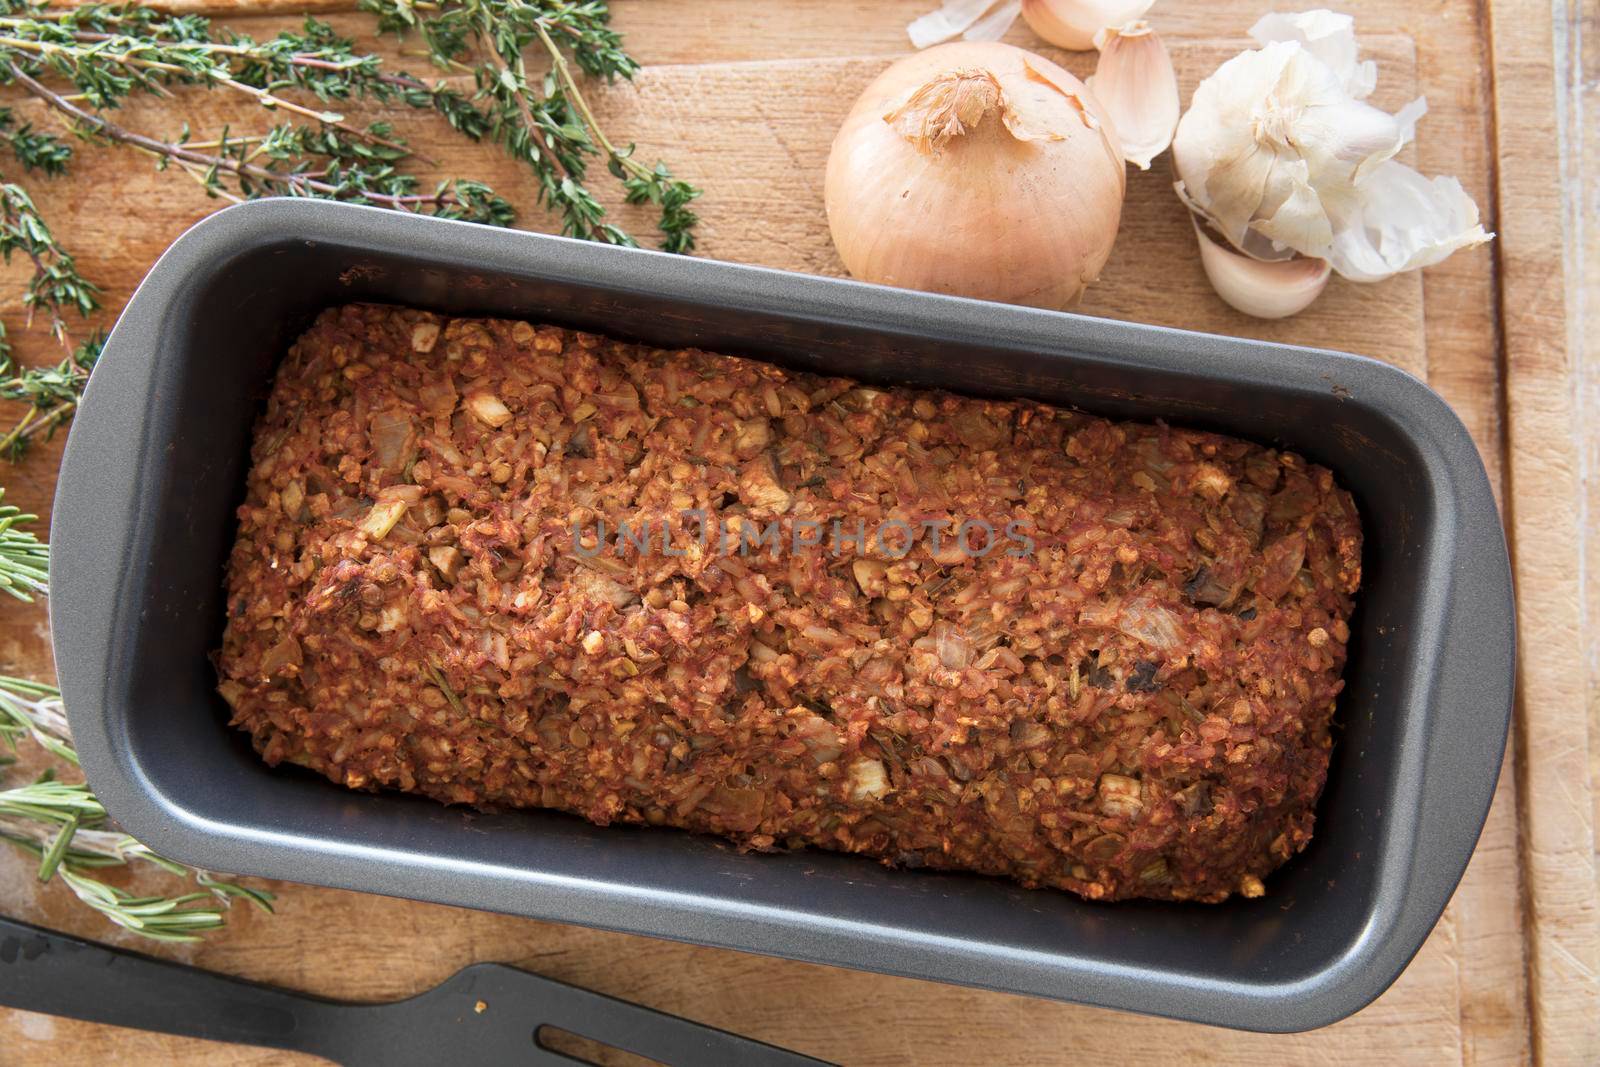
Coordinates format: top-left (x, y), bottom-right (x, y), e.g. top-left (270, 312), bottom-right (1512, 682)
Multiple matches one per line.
top-left (0, 104), bottom-right (70, 174)
top-left (8, 64), bottom-right (512, 221)
top-left (0, 506), bottom-right (273, 942)
top-left (0, 330), bottom-right (99, 459)
top-left (0, 2), bottom-right (526, 466)
top-left (0, 1), bottom-right (697, 467)
top-left (0, 3), bottom-right (517, 223)
top-left (0, 102), bottom-right (96, 356)
top-left (361, 0), bottom-right (701, 252)
top-left (0, 177), bottom-right (98, 344)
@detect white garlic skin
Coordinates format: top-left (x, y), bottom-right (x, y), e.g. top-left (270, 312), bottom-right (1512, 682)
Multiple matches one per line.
top-left (1172, 10), bottom-right (1491, 282)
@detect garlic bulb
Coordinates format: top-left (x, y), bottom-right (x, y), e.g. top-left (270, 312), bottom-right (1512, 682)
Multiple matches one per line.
top-left (825, 42), bottom-right (1126, 309)
top-left (1021, 0), bottom-right (1154, 51)
top-left (1172, 9), bottom-right (1491, 282)
top-left (1087, 22), bottom-right (1178, 169)
top-left (1192, 218), bottom-right (1331, 319)
top-left (1250, 9), bottom-right (1376, 98)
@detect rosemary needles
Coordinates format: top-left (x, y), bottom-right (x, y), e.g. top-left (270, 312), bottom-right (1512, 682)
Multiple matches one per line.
top-left (0, 487), bottom-right (48, 598)
top-left (0, 506), bottom-right (273, 941)
top-left (0, 763), bottom-right (275, 941)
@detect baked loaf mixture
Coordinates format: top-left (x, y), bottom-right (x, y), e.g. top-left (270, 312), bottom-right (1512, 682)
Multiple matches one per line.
top-left (219, 304), bottom-right (1362, 902)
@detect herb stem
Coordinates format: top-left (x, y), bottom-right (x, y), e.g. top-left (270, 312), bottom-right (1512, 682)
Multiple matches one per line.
top-left (533, 20), bottom-right (637, 181)
top-left (0, 34), bottom-right (411, 151)
top-left (1, 661), bottom-right (274, 940)
top-left (0, 399), bottom-right (73, 458)
top-left (9, 64), bottom-right (473, 213)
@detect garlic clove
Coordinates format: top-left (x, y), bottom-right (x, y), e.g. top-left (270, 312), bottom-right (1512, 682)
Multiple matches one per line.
top-left (1325, 160), bottom-right (1493, 283)
top-left (1192, 217), bottom-right (1331, 319)
top-left (1176, 180), bottom-right (1295, 262)
top-left (1250, 10), bottom-right (1376, 99)
top-left (908, 0), bottom-right (1022, 49)
top-left (1020, 0), bottom-right (1153, 51)
top-left (1087, 22), bottom-right (1178, 170)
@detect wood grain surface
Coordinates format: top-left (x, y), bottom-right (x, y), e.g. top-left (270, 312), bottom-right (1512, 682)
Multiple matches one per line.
top-left (0, 0), bottom-right (1578, 1063)
top-left (1489, 0), bottom-right (1600, 1063)
top-left (1576, 0), bottom-right (1600, 985)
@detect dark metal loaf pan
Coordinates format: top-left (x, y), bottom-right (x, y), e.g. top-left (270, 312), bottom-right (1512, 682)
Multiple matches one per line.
top-left (51, 198), bottom-right (1514, 1032)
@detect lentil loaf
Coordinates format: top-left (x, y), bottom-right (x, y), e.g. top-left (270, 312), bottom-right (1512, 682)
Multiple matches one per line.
top-left (218, 304), bottom-right (1362, 902)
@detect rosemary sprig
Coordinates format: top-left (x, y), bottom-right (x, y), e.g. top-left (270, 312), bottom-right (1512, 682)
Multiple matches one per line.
top-left (0, 489), bottom-right (48, 600)
top-left (57, 869), bottom-right (227, 941)
top-left (0, 679), bottom-right (276, 941)
top-left (0, 671), bottom-right (72, 760)
top-left (361, 0), bottom-right (701, 252)
top-left (0, 512), bottom-right (273, 942)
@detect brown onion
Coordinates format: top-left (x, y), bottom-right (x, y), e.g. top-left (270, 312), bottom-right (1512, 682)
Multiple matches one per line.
top-left (825, 42), bottom-right (1125, 310)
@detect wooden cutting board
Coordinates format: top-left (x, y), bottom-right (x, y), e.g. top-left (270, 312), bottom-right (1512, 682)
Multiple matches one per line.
top-left (1, 1), bottom-right (1592, 1063)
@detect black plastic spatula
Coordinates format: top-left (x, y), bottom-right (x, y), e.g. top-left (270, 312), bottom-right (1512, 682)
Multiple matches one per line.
top-left (0, 915), bottom-right (830, 1065)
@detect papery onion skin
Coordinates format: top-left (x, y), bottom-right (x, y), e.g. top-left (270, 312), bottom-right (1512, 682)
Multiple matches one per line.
top-left (825, 41), bottom-right (1126, 309)
top-left (1021, 0), bottom-right (1153, 51)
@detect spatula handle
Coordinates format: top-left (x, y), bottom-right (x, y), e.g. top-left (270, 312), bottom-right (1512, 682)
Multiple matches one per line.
top-left (2, 916), bottom-right (833, 1066)
top-left (0, 914), bottom-right (342, 1055)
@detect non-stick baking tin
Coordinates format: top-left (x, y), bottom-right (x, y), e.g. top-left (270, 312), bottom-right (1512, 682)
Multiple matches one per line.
top-left (51, 198), bottom-right (1514, 1032)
